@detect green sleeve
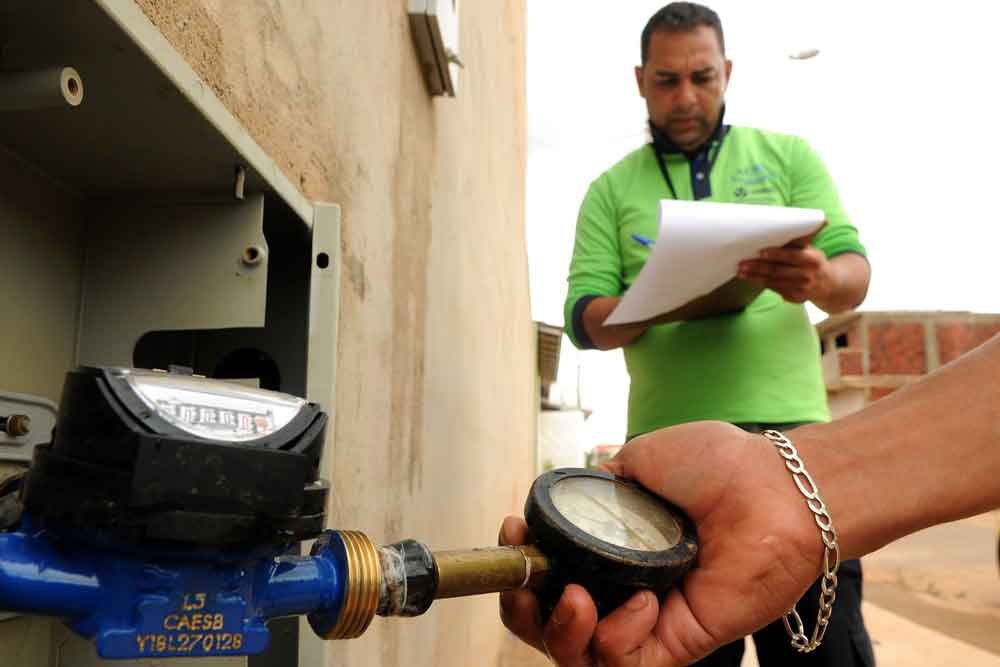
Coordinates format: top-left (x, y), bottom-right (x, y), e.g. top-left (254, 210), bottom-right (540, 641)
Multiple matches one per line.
top-left (788, 137), bottom-right (867, 259)
top-left (563, 175), bottom-right (624, 349)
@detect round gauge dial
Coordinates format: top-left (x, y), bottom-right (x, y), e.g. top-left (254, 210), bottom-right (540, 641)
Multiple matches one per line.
top-left (524, 468), bottom-right (698, 618)
top-left (549, 476), bottom-right (682, 552)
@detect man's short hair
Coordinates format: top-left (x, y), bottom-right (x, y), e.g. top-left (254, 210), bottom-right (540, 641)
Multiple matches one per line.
top-left (641, 2), bottom-right (726, 64)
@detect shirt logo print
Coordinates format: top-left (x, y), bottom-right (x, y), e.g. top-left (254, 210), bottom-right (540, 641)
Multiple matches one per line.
top-left (731, 163), bottom-right (777, 186)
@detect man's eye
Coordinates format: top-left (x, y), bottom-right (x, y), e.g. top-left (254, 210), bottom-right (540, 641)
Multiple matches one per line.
top-left (693, 74), bottom-right (715, 85)
top-left (657, 79), bottom-right (678, 88)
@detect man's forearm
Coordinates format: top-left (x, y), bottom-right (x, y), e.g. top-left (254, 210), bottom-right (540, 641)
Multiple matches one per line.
top-left (811, 253), bottom-right (870, 314)
top-left (582, 296), bottom-right (647, 350)
top-left (794, 335), bottom-right (1000, 560)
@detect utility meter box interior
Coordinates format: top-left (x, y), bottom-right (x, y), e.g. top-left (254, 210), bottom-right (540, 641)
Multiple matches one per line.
top-left (0, 1), bottom-right (339, 666)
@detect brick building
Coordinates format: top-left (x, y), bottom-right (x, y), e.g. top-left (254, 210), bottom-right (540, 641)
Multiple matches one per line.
top-left (817, 311), bottom-right (1000, 418)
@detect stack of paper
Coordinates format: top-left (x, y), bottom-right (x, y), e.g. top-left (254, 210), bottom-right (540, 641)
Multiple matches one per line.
top-left (604, 200), bottom-right (825, 326)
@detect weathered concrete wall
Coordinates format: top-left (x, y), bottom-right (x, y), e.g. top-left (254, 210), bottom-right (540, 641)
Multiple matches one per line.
top-left (135, 1), bottom-right (533, 665)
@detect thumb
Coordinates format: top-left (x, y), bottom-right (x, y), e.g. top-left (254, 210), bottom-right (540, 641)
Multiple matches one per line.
top-left (610, 422), bottom-right (749, 514)
top-left (599, 459), bottom-right (625, 477)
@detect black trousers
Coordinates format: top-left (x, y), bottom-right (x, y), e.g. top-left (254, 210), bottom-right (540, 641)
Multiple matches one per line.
top-left (692, 423), bottom-right (876, 666)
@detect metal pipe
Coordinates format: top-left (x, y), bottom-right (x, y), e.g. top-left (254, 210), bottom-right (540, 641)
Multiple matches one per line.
top-left (0, 530), bottom-right (100, 618)
top-left (0, 67), bottom-right (84, 112)
top-left (256, 553), bottom-right (342, 620)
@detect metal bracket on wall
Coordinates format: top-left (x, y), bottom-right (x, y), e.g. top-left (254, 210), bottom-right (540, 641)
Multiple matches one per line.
top-left (0, 391), bottom-right (56, 464)
top-left (408, 0), bottom-right (461, 96)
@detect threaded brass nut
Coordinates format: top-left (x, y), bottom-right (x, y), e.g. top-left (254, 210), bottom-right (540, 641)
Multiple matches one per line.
top-left (324, 530), bottom-right (381, 639)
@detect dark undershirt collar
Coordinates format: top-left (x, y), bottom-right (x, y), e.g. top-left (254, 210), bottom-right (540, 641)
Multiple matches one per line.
top-left (648, 105), bottom-right (729, 200)
top-left (648, 105), bottom-right (728, 158)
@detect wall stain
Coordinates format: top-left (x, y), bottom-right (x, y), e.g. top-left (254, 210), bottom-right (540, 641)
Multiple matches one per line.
top-left (387, 78), bottom-right (435, 507)
top-left (343, 246), bottom-right (369, 301)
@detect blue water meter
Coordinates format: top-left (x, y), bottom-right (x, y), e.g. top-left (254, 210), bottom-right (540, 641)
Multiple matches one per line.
top-left (1, 365), bottom-right (331, 659)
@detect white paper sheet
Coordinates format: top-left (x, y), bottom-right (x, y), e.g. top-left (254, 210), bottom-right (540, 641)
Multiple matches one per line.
top-left (604, 200), bottom-right (825, 326)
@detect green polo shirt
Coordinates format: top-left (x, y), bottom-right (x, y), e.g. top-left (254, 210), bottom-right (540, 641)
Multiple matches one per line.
top-left (564, 126), bottom-right (866, 437)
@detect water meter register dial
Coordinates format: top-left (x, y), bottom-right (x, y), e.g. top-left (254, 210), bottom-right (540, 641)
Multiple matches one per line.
top-left (20, 366), bottom-right (329, 549)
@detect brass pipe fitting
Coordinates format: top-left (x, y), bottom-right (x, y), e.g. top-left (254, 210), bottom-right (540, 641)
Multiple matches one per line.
top-left (324, 530), bottom-right (381, 639)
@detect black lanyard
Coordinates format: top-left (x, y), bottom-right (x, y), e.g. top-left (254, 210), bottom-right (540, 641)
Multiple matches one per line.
top-left (651, 126), bottom-right (730, 200)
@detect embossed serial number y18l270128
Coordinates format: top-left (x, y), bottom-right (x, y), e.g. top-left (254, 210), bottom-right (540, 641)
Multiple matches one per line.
top-left (135, 632), bottom-right (244, 655)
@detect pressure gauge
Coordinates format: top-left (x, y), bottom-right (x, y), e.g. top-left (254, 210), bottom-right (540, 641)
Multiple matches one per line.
top-left (525, 468), bottom-right (697, 616)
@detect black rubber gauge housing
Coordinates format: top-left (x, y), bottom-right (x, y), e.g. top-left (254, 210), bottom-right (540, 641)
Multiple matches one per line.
top-left (20, 366), bottom-right (328, 550)
top-left (525, 468), bottom-right (698, 617)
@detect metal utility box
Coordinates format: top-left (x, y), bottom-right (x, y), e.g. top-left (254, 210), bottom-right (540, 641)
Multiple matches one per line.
top-left (0, 1), bottom-right (340, 666)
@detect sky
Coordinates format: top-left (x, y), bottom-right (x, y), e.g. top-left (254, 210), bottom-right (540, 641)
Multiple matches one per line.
top-left (525, 1), bottom-right (1000, 448)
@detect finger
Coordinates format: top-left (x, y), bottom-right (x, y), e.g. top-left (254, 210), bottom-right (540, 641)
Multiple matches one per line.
top-left (763, 246), bottom-right (824, 265)
top-left (542, 584), bottom-right (600, 666)
top-left (784, 221), bottom-right (826, 248)
top-left (740, 247), bottom-right (804, 266)
top-left (652, 586), bottom-right (725, 666)
top-left (591, 590), bottom-right (667, 666)
top-left (500, 587), bottom-right (547, 654)
top-left (600, 459), bottom-right (625, 477)
top-left (738, 262), bottom-right (811, 284)
top-left (749, 249), bottom-right (810, 268)
top-left (781, 234), bottom-right (812, 249)
top-left (499, 515), bottom-right (531, 546)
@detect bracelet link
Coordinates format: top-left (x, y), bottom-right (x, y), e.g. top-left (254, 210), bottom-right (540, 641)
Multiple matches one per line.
top-left (761, 429), bottom-right (840, 653)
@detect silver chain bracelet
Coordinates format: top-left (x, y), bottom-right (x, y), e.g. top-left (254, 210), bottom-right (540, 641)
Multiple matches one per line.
top-left (760, 429), bottom-right (840, 653)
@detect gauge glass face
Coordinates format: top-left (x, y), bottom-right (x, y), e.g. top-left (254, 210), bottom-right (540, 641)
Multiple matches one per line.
top-left (549, 477), bottom-right (681, 552)
top-left (124, 371), bottom-right (305, 442)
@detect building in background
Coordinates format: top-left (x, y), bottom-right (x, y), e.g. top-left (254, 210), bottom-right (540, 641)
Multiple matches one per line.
top-left (536, 323), bottom-right (589, 471)
top-left (818, 311), bottom-right (1000, 418)
top-left (818, 310), bottom-right (1000, 579)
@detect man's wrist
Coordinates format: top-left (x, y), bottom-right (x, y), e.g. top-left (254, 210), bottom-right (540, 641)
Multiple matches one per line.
top-left (760, 429), bottom-right (841, 653)
top-left (582, 297), bottom-right (646, 350)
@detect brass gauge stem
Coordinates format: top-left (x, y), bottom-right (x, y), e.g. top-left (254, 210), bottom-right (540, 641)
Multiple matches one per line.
top-left (322, 531), bottom-right (550, 638)
top-left (434, 545), bottom-right (549, 599)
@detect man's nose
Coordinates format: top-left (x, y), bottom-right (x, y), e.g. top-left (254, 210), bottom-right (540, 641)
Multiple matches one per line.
top-left (675, 80), bottom-right (697, 110)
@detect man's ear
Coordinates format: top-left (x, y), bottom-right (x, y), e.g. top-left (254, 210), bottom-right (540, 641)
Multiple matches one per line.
top-left (635, 65), bottom-right (646, 98)
top-left (724, 59), bottom-right (733, 86)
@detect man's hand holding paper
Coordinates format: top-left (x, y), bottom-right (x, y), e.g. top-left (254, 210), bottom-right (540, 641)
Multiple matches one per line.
top-left (738, 238), bottom-right (833, 304)
top-left (603, 200), bottom-right (827, 327)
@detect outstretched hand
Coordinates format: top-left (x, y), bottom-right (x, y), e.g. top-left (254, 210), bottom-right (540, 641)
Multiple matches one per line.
top-left (499, 421), bottom-right (825, 666)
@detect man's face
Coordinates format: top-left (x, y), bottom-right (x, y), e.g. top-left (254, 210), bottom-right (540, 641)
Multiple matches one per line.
top-left (635, 26), bottom-right (732, 151)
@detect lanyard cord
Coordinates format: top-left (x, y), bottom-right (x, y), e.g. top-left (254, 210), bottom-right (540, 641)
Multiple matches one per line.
top-left (651, 126), bottom-right (730, 200)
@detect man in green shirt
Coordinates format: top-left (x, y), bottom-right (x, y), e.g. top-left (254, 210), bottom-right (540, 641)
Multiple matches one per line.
top-left (507, 3), bottom-right (874, 666)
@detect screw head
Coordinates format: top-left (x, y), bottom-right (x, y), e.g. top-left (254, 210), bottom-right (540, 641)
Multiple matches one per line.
top-left (4, 415), bottom-right (30, 437)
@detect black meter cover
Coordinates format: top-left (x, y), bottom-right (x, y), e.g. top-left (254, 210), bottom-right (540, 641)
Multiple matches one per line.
top-left (525, 468), bottom-right (698, 618)
top-left (20, 366), bottom-right (328, 549)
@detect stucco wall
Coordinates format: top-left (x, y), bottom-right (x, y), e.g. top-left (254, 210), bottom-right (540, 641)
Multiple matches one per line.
top-left (134, 2), bottom-right (533, 665)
